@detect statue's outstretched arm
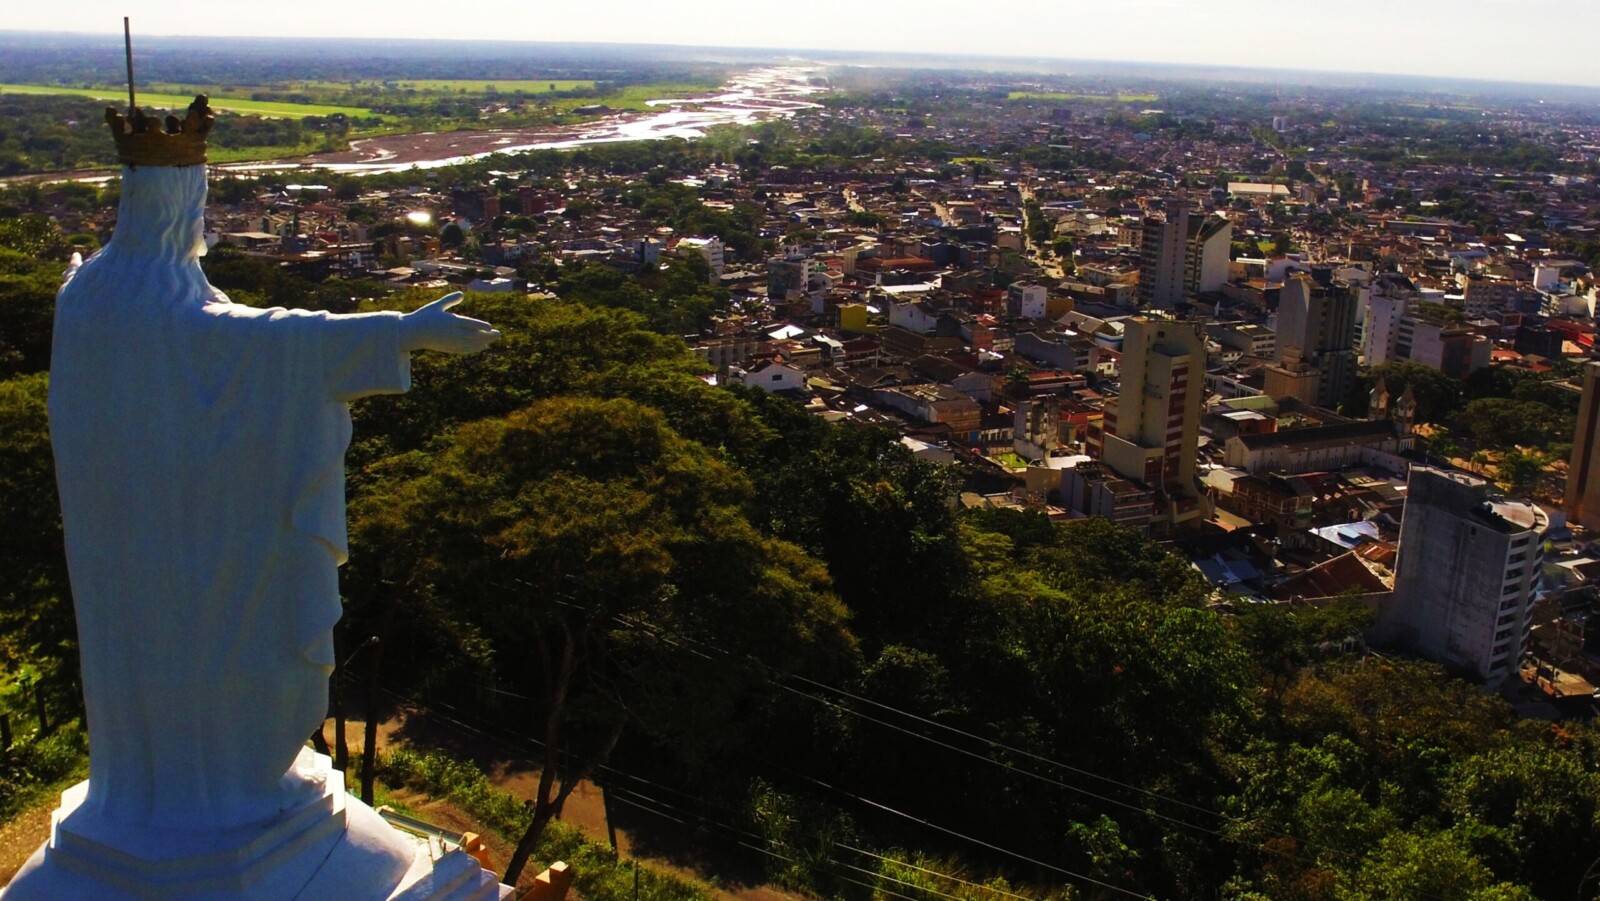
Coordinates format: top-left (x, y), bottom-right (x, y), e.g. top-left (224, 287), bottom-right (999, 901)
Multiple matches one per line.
top-left (401, 291), bottom-right (500, 355)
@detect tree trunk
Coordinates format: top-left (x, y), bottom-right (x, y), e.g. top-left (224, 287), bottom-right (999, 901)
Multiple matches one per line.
top-left (551, 720), bottom-right (623, 820)
top-left (505, 716), bottom-right (624, 884)
top-left (505, 765), bottom-right (561, 887)
top-left (360, 601), bottom-right (396, 807)
top-left (601, 778), bottom-right (618, 852)
top-left (505, 619), bottom-right (580, 886)
top-left (32, 681), bottom-right (47, 735)
top-left (332, 625), bottom-right (349, 772)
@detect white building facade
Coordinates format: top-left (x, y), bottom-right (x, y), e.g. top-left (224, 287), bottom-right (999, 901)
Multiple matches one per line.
top-left (1385, 466), bottom-right (1547, 687)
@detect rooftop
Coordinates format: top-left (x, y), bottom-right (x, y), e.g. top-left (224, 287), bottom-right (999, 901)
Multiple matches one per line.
top-left (1474, 498), bottom-right (1550, 535)
top-left (1235, 419), bottom-right (1400, 451)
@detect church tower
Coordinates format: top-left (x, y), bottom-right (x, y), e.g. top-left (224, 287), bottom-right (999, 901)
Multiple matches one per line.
top-left (1394, 384), bottom-right (1417, 436)
top-left (1369, 376), bottom-right (1391, 421)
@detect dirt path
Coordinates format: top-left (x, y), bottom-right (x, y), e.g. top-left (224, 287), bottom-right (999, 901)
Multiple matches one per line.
top-left (328, 704), bottom-right (808, 901)
top-left (0, 800), bottom-right (52, 884)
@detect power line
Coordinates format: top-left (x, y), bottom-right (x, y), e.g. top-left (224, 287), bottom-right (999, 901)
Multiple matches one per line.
top-left (605, 789), bottom-right (959, 901)
top-left (607, 611), bottom-right (1237, 843)
top-left (607, 780), bottom-right (1107, 901)
top-left (838, 844), bottom-right (1052, 901)
top-left (754, 763), bottom-right (1155, 901)
top-left (618, 783), bottom-right (1073, 901)
top-left (372, 678), bottom-right (1063, 901)
top-left (371, 680), bottom-right (1154, 901)
top-left (588, 603), bottom-right (1463, 901)
top-left (592, 602), bottom-right (1358, 869)
top-left (484, 589), bottom-right (1326, 870)
top-left (373, 670), bottom-right (1457, 901)
top-left (613, 601), bottom-right (1231, 823)
top-left (368, 587), bottom-right (1416, 896)
top-left (380, 590), bottom-right (1340, 881)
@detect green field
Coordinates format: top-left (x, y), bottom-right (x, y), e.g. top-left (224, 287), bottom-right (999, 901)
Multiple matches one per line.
top-left (383, 78), bottom-right (595, 93)
top-left (0, 84), bottom-right (374, 118)
top-left (552, 82), bottom-right (719, 113)
top-left (1007, 91), bottom-right (1159, 103)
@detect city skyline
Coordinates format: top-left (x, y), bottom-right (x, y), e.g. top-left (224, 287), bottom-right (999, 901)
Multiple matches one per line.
top-left (7, 0), bottom-right (1600, 90)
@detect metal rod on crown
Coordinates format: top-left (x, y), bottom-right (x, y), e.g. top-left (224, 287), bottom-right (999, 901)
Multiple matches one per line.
top-left (124, 17), bottom-right (135, 116)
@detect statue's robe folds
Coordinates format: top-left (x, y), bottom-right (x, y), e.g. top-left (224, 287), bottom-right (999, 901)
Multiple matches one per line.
top-left (49, 165), bottom-right (410, 830)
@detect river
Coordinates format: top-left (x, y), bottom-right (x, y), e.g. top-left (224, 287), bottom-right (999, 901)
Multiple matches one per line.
top-left (215, 65), bottom-right (826, 177)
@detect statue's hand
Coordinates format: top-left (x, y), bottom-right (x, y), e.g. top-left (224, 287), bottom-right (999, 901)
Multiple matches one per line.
top-left (402, 292), bottom-right (500, 354)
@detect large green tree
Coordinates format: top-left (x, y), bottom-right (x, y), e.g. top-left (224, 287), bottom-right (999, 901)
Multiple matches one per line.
top-left (349, 396), bottom-right (853, 885)
top-left (0, 373), bottom-right (77, 719)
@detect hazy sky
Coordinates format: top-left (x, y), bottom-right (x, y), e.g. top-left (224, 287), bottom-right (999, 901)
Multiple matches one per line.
top-left (9, 0), bottom-right (1600, 88)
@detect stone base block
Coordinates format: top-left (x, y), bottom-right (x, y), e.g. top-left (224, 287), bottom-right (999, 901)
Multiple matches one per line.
top-left (1, 751), bottom-right (511, 901)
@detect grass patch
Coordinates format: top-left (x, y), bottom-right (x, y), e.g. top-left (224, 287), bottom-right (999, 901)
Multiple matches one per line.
top-left (551, 82), bottom-right (720, 114)
top-left (1007, 91), bottom-right (1158, 103)
top-left (384, 79), bottom-right (595, 94)
top-left (0, 721), bottom-right (88, 825)
top-left (0, 84), bottom-right (374, 118)
top-left (206, 139), bottom-right (346, 164)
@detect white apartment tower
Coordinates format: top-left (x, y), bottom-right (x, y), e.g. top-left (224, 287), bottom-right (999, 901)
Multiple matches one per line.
top-left (1387, 466), bottom-right (1547, 687)
top-left (677, 236), bottom-right (725, 283)
top-left (1357, 273), bottom-right (1417, 364)
top-left (1185, 214), bottom-right (1232, 295)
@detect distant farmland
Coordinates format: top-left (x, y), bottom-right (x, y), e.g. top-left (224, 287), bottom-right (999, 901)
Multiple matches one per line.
top-left (1007, 91), bottom-right (1159, 103)
top-left (382, 79), bottom-right (595, 93)
top-left (0, 84), bottom-right (374, 118)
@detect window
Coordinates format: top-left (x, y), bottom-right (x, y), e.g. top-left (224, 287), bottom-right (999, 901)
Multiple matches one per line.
top-left (1491, 642), bottom-right (1511, 657)
top-left (771, 374), bottom-right (784, 382)
top-left (1509, 552), bottom-right (1527, 563)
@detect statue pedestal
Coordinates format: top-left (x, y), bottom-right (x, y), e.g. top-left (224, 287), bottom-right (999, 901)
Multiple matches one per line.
top-left (1, 750), bottom-right (510, 901)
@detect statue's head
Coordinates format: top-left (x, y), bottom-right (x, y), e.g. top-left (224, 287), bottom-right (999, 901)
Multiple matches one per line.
top-left (99, 96), bottom-right (214, 263)
top-left (111, 165), bottom-right (210, 262)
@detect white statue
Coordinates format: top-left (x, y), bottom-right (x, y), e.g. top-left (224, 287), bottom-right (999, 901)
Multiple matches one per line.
top-left (4, 97), bottom-right (508, 901)
top-left (50, 161), bottom-right (496, 828)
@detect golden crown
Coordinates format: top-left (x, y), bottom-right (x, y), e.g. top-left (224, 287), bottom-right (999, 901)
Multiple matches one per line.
top-left (104, 95), bottom-right (214, 167)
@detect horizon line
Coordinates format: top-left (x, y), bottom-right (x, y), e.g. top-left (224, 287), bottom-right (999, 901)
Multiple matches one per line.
top-left (6, 28), bottom-right (1600, 95)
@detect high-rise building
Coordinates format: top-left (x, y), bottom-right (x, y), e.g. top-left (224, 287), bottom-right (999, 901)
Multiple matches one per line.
top-left (1566, 361), bottom-right (1600, 529)
top-left (1185, 214), bottom-right (1232, 296)
top-left (1386, 466), bottom-right (1547, 686)
top-left (1264, 273), bottom-right (1358, 408)
top-left (1357, 273), bottom-right (1417, 364)
top-left (676, 236), bottom-right (724, 283)
top-left (1137, 199), bottom-right (1190, 310)
top-left (1358, 273), bottom-right (1489, 377)
top-left (1087, 317), bottom-right (1209, 532)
